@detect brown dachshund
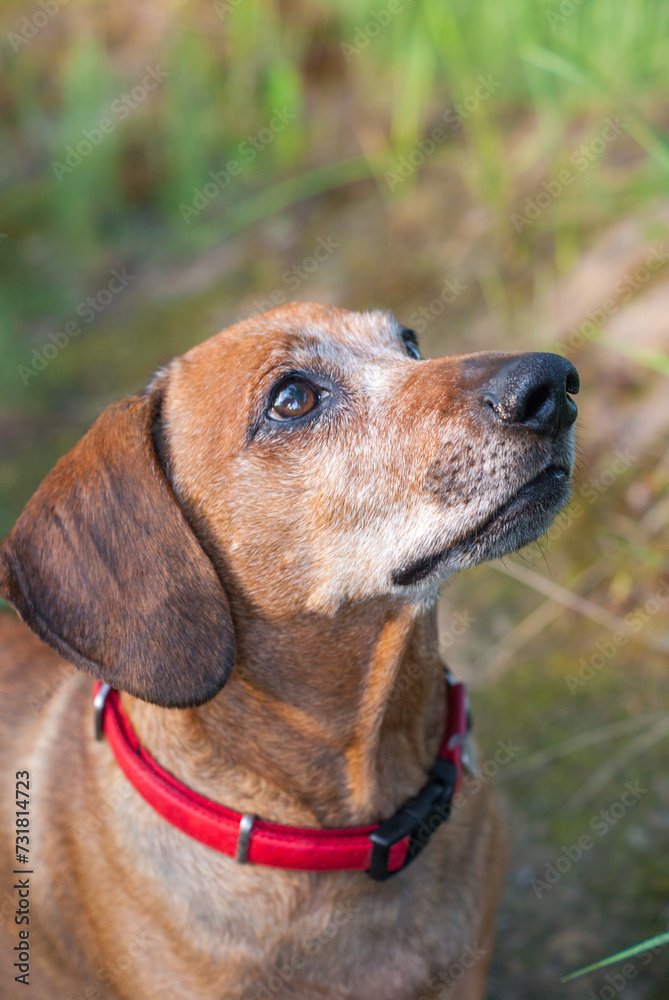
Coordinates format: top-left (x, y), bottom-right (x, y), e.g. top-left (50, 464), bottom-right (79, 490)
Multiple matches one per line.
top-left (0, 303), bottom-right (578, 999)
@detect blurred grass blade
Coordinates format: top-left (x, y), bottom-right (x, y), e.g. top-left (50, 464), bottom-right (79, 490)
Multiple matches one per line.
top-left (213, 155), bottom-right (380, 239)
top-left (601, 343), bottom-right (669, 374)
top-left (561, 931), bottom-right (669, 982)
top-left (521, 44), bottom-right (669, 173)
top-left (521, 44), bottom-right (595, 91)
top-left (389, 8), bottom-right (437, 149)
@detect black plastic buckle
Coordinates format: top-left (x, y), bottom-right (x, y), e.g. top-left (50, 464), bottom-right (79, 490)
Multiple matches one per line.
top-left (367, 758), bottom-right (458, 881)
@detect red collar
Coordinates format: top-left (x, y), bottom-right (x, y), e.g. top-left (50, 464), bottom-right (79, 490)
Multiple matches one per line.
top-left (93, 674), bottom-right (467, 881)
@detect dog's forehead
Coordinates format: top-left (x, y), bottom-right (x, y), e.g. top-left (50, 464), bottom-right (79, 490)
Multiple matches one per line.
top-left (248, 303), bottom-right (402, 349)
top-left (190, 304), bottom-right (406, 375)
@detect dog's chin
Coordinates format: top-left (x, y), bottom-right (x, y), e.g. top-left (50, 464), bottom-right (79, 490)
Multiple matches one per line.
top-left (392, 465), bottom-right (572, 589)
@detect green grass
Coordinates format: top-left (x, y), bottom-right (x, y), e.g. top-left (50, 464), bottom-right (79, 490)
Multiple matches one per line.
top-left (1, 0), bottom-right (668, 342)
top-left (562, 929), bottom-right (669, 982)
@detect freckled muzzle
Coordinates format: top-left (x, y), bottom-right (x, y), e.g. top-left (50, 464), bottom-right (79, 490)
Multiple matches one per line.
top-left (391, 351), bottom-right (579, 588)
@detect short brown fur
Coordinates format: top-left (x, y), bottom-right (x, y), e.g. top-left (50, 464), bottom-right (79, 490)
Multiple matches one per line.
top-left (0, 303), bottom-right (577, 998)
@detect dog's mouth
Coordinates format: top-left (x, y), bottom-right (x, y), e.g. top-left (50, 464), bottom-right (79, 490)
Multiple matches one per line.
top-left (392, 464), bottom-right (571, 588)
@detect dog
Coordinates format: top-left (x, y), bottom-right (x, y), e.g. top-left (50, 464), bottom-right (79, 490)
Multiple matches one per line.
top-left (0, 303), bottom-right (578, 999)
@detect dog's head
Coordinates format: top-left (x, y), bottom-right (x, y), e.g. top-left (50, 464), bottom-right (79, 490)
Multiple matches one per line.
top-left (0, 303), bottom-right (578, 707)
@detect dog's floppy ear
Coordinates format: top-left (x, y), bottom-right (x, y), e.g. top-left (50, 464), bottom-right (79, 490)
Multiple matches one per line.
top-left (0, 389), bottom-right (235, 708)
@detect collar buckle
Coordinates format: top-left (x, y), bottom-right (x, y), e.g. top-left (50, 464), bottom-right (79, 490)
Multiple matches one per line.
top-left (367, 757), bottom-right (458, 881)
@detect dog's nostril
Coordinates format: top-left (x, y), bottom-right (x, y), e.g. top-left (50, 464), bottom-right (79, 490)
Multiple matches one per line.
top-left (519, 383), bottom-right (551, 424)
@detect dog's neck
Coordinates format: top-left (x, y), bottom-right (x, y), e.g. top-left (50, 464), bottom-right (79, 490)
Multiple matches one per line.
top-left (123, 598), bottom-right (446, 827)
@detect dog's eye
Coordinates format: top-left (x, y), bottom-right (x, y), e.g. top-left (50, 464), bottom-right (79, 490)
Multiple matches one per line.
top-left (269, 379), bottom-right (319, 420)
top-left (400, 328), bottom-right (421, 360)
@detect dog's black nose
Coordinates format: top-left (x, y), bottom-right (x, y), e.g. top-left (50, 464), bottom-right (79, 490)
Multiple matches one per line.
top-left (484, 353), bottom-right (579, 436)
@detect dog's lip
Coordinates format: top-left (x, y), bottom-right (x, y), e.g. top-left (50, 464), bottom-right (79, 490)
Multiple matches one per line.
top-left (392, 464), bottom-right (571, 587)
top-left (510, 463), bottom-right (569, 502)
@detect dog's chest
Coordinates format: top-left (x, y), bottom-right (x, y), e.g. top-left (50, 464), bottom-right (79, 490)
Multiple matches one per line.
top-left (126, 851), bottom-right (476, 999)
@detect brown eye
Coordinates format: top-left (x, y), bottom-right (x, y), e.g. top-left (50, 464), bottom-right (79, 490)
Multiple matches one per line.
top-left (269, 380), bottom-right (319, 420)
